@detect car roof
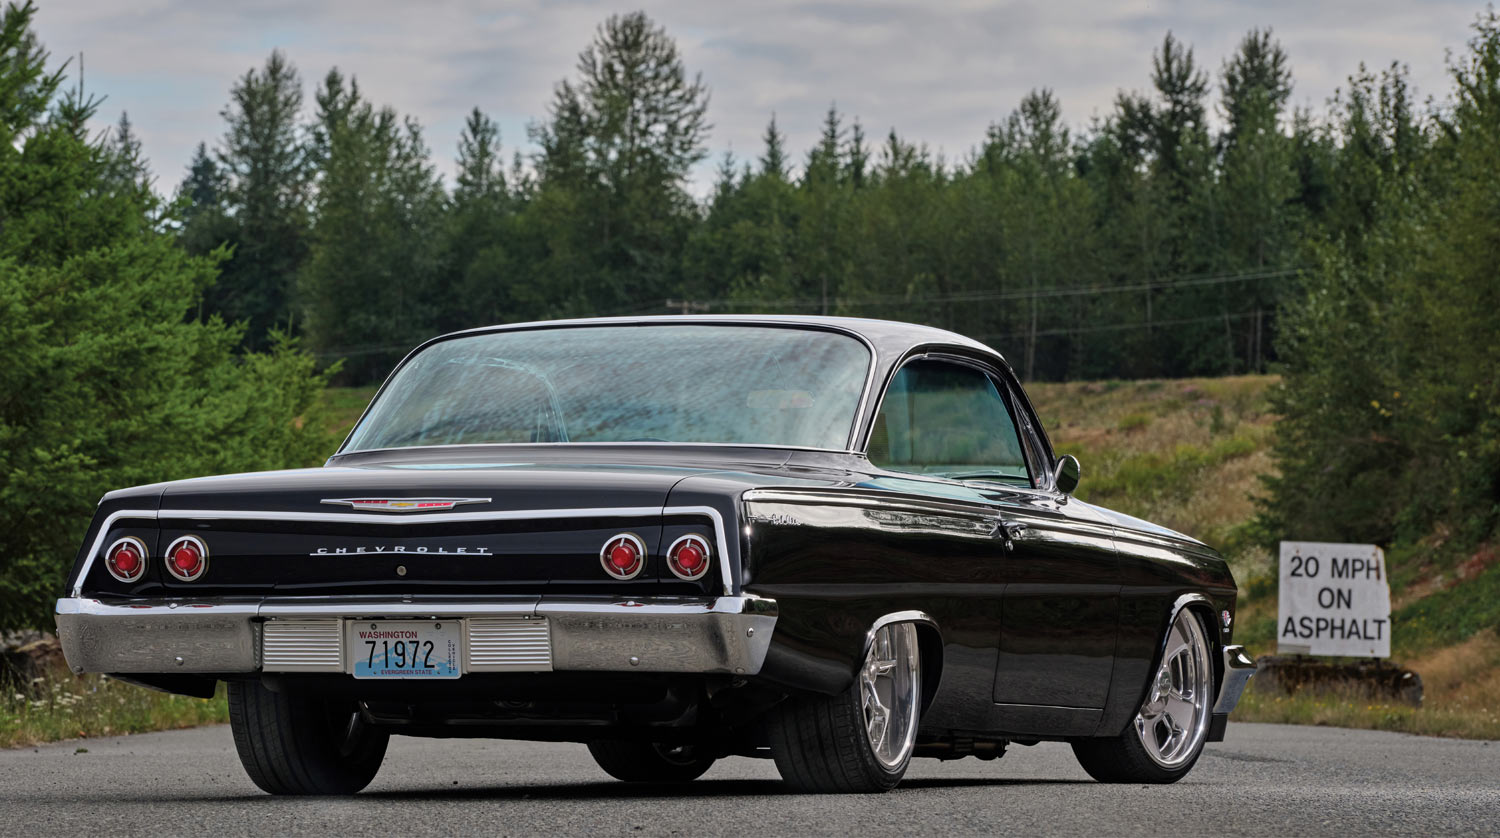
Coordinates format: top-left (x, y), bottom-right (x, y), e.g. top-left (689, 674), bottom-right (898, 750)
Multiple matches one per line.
top-left (439, 314), bottom-right (1009, 370)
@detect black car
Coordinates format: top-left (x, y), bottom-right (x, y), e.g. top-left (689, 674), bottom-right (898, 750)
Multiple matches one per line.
top-left (56, 316), bottom-right (1254, 794)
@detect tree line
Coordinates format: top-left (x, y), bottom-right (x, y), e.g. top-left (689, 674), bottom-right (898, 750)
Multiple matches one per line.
top-left (177, 12), bottom-right (1313, 382)
top-left (167, 7), bottom-right (1500, 555)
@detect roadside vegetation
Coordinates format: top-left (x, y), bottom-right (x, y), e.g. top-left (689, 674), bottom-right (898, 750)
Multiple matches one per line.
top-left (1029, 376), bottom-right (1500, 740)
top-left (0, 675), bottom-right (228, 750)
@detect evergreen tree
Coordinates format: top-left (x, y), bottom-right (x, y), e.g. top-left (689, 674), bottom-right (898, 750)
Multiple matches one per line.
top-left (299, 70), bottom-right (445, 381)
top-left (528, 11), bottom-right (710, 316)
top-left (759, 113), bottom-right (788, 179)
top-left (0, 2), bottom-right (333, 629)
top-left (441, 107), bottom-right (519, 330)
top-left (184, 50), bottom-right (311, 349)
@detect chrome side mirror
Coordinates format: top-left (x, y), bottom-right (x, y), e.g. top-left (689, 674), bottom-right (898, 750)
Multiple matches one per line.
top-left (1053, 454), bottom-right (1080, 495)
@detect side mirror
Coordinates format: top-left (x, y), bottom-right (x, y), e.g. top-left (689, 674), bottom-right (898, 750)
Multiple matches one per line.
top-left (1053, 454), bottom-right (1081, 495)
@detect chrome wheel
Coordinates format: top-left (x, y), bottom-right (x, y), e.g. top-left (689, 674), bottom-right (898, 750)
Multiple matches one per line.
top-left (1135, 610), bottom-right (1212, 769)
top-left (859, 622), bottom-right (921, 769)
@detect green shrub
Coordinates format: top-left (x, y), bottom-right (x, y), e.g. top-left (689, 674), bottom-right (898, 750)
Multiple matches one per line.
top-left (0, 3), bottom-right (335, 631)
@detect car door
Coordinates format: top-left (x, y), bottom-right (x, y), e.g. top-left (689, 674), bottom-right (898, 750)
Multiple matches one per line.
top-left (866, 355), bottom-right (1120, 736)
top-left (985, 371), bottom-right (1121, 735)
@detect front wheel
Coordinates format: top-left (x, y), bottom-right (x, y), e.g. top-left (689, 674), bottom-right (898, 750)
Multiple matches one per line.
top-left (228, 680), bottom-right (388, 795)
top-left (1072, 608), bottom-right (1214, 784)
top-left (587, 740), bottom-right (716, 782)
top-left (768, 621), bottom-right (922, 793)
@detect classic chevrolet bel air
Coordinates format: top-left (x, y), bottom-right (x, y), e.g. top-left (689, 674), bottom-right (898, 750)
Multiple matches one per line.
top-left (57, 316), bottom-right (1254, 794)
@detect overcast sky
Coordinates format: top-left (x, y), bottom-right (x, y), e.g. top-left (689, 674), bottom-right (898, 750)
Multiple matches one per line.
top-left (33, 1), bottom-right (1485, 196)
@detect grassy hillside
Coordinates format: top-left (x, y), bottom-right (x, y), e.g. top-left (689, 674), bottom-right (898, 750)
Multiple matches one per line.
top-left (1027, 376), bottom-right (1499, 738)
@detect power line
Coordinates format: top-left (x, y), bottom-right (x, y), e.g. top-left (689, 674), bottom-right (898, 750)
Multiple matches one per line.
top-left (974, 310), bottom-right (1267, 342)
top-left (664, 267), bottom-right (1303, 311)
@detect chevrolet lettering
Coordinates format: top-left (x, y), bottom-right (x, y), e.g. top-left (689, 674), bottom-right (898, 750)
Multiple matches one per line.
top-left (55, 316), bottom-right (1254, 795)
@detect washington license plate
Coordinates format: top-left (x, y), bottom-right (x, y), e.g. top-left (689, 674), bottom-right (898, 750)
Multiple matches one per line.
top-left (349, 620), bottom-right (461, 679)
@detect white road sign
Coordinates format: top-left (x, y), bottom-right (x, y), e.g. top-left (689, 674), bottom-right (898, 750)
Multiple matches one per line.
top-left (1278, 541), bottom-right (1391, 658)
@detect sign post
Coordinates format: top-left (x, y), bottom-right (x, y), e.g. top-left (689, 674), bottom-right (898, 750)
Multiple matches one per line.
top-left (1277, 541), bottom-right (1391, 658)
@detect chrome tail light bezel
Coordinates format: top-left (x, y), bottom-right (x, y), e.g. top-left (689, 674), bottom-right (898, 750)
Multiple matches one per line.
top-left (666, 533), bottom-right (712, 582)
top-left (164, 535), bottom-right (210, 582)
top-left (599, 532), bottom-right (647, 581)
top-left (104, 536), bottom-right (149, 583)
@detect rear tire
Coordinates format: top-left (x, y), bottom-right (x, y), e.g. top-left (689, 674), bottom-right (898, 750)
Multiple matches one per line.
top-left (587, 741), bottom-right (716, 782)
top-left (768, 621), bottom-right (922, 793)
top-left (1072, 608), bottom-right (1214, 784)
top-left (228, 680), bottom-right (388, 795)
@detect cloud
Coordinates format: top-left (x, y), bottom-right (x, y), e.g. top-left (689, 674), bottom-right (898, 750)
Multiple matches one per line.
top-left (32, 0), bottom-right (1484, 195)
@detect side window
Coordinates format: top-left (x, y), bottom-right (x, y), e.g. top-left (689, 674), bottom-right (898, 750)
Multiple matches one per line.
top-left (867, 359), bottom-right (1031, 484)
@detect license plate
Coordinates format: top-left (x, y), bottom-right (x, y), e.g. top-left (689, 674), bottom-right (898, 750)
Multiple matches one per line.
top-left (349, 620), bottom-right (461, 679)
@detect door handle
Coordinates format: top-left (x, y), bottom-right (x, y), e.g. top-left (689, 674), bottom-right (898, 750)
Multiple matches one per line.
top-left (1000, 521), bottom-right (1029, 552)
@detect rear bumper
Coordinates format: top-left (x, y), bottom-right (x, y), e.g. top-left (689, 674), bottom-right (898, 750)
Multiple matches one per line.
top-left (55, 595), bottom-right (778, 678)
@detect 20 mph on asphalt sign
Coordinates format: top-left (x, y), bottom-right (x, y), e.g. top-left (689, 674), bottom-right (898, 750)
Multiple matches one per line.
top-left (1278, 541), bottom-right (1391, 658)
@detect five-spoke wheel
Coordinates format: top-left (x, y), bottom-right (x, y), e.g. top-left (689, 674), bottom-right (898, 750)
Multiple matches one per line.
top-left (1072, 608), bottom-right (1215, 783)
top-left (769, 621), bottom-right (923, 793)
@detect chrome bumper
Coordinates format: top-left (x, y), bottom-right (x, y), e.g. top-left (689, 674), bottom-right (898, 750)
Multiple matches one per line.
top-left (1214, 644), bottom-right (1257, 714)
top-left (55, 595), bottom-right (778, 678)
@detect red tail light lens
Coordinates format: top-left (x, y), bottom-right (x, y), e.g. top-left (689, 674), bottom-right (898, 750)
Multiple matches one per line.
top-left (599, 533), bottom-right (646, 580)
top-left (105, 537), bottom-right (147, 583)
top-left (666, 534), bottom-right (712, 581)
top-left (164, 535), bottom-right (209, 581)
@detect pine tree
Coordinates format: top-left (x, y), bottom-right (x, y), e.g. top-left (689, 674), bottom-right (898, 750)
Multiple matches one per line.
top-left (760, 113), bottom-right (788, 179)
top-left (186, 50), bottom-right (311, 350)
top-left (528, 11), bottom-right (710, 316)
top-left (300, 70), bottom-right (445, 381)
top-left (441, 107), bottom-right (517, 330)
top-left (0, 2), bottom-right (332, 629)
top-left (846, 118), bottom-right (869, 188)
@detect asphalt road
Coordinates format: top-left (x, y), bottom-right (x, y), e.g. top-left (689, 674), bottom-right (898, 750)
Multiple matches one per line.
top-left (2, 722), bottom-right (1496, 836)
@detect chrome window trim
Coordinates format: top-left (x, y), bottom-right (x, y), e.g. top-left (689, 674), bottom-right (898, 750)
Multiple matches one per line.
top-left (334, 319), bottom-right (880, 456)
top-left (73, 505), bottom-right (735, 597)
top-left (327, 440), bottom-right (856, 462)
top-left (858, 349), bottom-right (1038, 488)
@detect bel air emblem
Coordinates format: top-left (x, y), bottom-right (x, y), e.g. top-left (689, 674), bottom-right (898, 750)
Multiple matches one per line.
top-left (321, 497), bottom-right (491, 512)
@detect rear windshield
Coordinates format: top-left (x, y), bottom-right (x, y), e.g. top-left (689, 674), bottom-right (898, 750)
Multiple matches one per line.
top-left (342, 325), bottom-right (871, 452)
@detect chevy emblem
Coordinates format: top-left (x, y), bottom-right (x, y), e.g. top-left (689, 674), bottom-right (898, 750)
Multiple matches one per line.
top-left (320, 497), bottom-right (491, 512)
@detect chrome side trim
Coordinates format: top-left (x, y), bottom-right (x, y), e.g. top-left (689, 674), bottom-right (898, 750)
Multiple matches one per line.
top-left (55, 595), bottom-right (778, 677)
top-left (155, 506), bottom-right (665, 526)
top-left (743, 488), bottom-right (995, 521)
top-left (1214, 645), bottom-right (1257, 715)
top-left (77, 504), bottom-right (736, 597)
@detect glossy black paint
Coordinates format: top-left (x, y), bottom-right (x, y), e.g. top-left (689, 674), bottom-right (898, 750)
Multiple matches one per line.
top-left (68, 316), bottom-right (1241, 744)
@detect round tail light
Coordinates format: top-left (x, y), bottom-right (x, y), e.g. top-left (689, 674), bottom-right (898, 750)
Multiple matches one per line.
top-left (105, 537), bottom-right (148, 583)
top-left (164, 535), bottom-right (209, 581)
top-left (666, 534), bottom-right (712, 582)
top-left (600, 533), bottom-right (646, 580)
